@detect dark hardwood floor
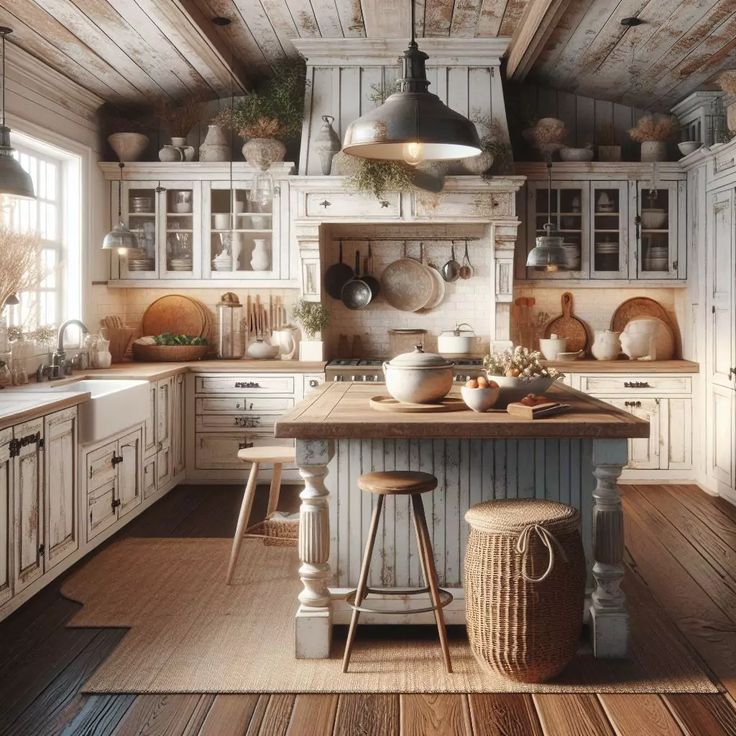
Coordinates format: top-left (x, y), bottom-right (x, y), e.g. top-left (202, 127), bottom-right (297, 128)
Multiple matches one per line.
top-left (2, 483), bottom-right (736, 735)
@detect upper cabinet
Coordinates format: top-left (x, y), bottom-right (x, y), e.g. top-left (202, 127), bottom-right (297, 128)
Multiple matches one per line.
top-left (515, 163), bottom-right (687, 285)
top-left (102, 163), bottom-right (296, 288)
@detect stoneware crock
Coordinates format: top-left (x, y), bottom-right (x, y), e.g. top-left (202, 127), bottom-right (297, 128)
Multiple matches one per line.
top-left (383, 346), bottom-right (454, 404)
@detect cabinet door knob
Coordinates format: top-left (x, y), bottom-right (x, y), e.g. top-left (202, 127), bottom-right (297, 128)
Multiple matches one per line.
top-left (320, 200), bottom-right (331, 208)
top-left (309, 379), bottom-right (318, 388)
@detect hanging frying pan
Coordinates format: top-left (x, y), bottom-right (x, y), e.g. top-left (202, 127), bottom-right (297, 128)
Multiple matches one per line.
top-left (341, 249), bottom-right (372, 310)
top-left (361, 242), bottom-right (381, 301)
top-left (324, 240), bottom-right (354, 299)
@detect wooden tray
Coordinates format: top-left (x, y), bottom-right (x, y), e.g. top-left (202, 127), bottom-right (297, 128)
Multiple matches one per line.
top-left (370, 395), bottom-right (467, 413)
top-left (141, 295), bottom-right (209, 339)
top-left (610, 297), bottom-right (673, 333)
top-left (544, 292), bottom-right (588, 353)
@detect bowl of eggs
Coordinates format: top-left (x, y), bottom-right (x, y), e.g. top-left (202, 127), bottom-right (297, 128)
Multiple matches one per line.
top-left (461, 376), bottom-right (500, 413)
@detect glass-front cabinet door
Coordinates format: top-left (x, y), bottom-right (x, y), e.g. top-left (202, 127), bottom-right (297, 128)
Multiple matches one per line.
top-left (203, 180), bottom-right (281, 280)
top-left (526, 181), bottom-right (588, 279)
top-left (590, 182), bottom-right (628, 279)
top-left (634, 181), bottom-right (680, 279)
top-left (119, 182), bottom-right (159, 280)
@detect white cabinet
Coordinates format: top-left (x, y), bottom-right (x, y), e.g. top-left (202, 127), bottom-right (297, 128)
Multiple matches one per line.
top-left (0, 429), bottom-right (12, 606)
top-left (606, 398), bottom-right (661, 470)
top-left (710, 385), bottom-right (735, 497)
top-left (44, 408), bottom-right (78, 571)
top-left (117, 429), bottom-right (143, 518)
top-left (172, 373), bottom-right (186, 477)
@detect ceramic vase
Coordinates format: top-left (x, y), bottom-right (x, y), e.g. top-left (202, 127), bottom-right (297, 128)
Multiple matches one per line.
top-left (231, 233), bottom-right (242, 272)
top-left (640, 141), bottom-right (668, 162)
top-left (242, 138), bottom-right (286, 169)
top-left (170, 137), bottom-right (195, 161)
top-left (591, 330), bottom-right (622, 361)
top-left (108, 132), bottom-right (149, 162)
top-left (250, 238), bottom-right (270, 271)
top-left (200, 124), bottom-right (230, 162)
top-left (313, 115), bottom-right (341, 175)
top-left (159, 144), bottom-right (183, 162)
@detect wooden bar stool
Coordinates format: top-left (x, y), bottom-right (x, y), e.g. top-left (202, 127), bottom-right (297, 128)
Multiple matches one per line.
top-left (342, 470), bottom-right (453, 673)
top-left (226, 446), bottom-right (296, 584)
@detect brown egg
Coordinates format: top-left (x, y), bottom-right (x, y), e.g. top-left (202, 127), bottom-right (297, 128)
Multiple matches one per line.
top-left (466, 378), bottom-right (479, 388)
top-left (477, 376), bottom-right (489, 387)
top-left (487, 380), bottom-right (499, 388)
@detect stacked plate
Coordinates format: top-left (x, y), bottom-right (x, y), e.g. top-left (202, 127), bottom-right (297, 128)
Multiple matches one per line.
top-left (595, 240), bottom-right (619, 271)
top-left (213, 254), bottom-right (233, 271)
top-left (127, 258), bottom-right (155, 271)
top-left (561, 242), bottom-right (581, 270)
top-left (644, 245), bottom-right (668, 271)
top-left (131, 196), bottom-right (154, 213)
top-left (168, 258), bottom-right (192, 272)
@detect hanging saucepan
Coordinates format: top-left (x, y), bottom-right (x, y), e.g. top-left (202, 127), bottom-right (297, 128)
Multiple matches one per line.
top-left (361, 242), bottom-right (381, 300)
top-left (341, 250), bottom-right (372, 310)
top-left (324, 240), bottom-right (354, 299)
top-left (442, 241), bottom-right (461, 282)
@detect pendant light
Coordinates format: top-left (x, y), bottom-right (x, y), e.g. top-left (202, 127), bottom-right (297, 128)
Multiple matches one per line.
top-left (342, 2), bottom-right (481, 165)
top-left (102, 162), bottom-right (139, 252)
top-left (526, 157), bottom-right (567, 271)
top-left (0, 28), bottom-right (34, 199)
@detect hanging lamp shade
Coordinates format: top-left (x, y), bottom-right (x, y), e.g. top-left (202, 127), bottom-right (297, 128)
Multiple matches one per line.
top-left (342, 19), bottom-right (481, 164)
top-left (526, 226), bottom-right (567, 272)
top-left (0, 29), bottom-right (34, 199)
top-left (102, 221), bottom-right (139, 251)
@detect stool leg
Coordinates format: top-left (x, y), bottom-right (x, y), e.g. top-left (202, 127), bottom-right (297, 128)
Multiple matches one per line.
top-left (411, 494), bottom-right (452, 673)
top-left (342, 494), bottom-right (384, 673)
top-left (266, 463), bottom-right (283, 517)
top-left (226, 461), bottom-right (260, 584)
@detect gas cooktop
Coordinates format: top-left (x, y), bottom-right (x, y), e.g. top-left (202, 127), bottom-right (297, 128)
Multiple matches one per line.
top-left (327, 357), bottom-right (484, 368)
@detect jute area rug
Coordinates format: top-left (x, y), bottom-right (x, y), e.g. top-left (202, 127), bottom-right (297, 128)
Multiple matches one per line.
top-left (61, 538), bottom-right (719, 694)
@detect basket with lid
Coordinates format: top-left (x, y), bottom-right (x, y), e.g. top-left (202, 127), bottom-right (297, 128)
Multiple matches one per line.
top-left (464, 499), bottom-right (586, 682)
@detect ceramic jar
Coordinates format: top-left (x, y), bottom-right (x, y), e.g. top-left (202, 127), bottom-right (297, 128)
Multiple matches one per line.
top-left (591, 330), bottom-right (622, 361)
top-left (200, 124), bottom-right (230, 162)
top-left (246, 338), bottom-right (279, 360)
top-left (159, 144), bottom-right (184, 162)
top-left (640, 141), bottom-right (668, 162)
top-left (313, 115), bottom-right (341, 175)
top-left (383, 346), bottom-right (454, 404)
top-left (539, 334), bottom-right (567, 361)
top-left (250, 238), bottom-right (270, 271)
top-left (170, 137), bottom-right (195, 161)
top-left (241, 137), bottom-right (286, 169)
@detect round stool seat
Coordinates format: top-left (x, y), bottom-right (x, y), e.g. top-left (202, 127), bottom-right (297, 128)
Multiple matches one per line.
top-left (237, 446), bottom-right (296, 464)
top-left (358, 471), bottom-right (437, 495)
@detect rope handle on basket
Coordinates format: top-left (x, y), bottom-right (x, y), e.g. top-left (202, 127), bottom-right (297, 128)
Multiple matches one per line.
top-left (515, 524), bottom-right (569, 583)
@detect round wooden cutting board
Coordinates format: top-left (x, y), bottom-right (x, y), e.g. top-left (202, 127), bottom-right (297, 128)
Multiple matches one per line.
top-left (141, 295), bottom-right (209, 338)
top-left (369, 396), bottom-right (467, 413)
top-left (610, 297), bottom-right (673, 333)
top-left (544, 292), bottom-right (588, 353)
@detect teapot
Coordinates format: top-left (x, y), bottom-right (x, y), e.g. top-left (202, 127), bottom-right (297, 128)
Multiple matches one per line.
top-left (591, 330), bottom-right (622, 361)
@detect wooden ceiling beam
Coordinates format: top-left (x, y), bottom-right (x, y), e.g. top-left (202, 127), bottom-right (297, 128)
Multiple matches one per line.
top-left (506, 0), bottom-right (572, 80)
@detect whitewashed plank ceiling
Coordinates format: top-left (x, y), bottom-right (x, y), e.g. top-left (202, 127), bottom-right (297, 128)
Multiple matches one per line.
top-left (0, 0), bottom-right (733, 111)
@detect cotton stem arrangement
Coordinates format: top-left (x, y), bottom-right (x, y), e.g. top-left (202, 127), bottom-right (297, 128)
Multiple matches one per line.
top-left (0, 226), bottom-right (45, 311)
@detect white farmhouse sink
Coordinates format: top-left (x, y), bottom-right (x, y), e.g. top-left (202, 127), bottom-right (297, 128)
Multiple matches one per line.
top-left (29, 379), bottom-right (149, 444)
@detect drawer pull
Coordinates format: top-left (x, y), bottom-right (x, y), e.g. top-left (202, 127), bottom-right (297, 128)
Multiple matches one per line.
top-left (234, 416), bottom-right (261, 428)
top-left (380, 200), bottom-right (390, 208)
top-left (624, 381), bottom-right (650, 388)
top-left (238, 440), bottom-right (254, 450)
top-left (235, 401), bottom-right (256, 410)
top-left (624, 400), bottom-right (642, 408)
top-left (320, 199), bottom-right (331, 208)
top-left (235, 381), bottom-right (260, 389)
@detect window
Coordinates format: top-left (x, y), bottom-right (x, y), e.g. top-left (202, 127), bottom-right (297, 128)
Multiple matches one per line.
top-left (2, 131), bottom-right (82, 334)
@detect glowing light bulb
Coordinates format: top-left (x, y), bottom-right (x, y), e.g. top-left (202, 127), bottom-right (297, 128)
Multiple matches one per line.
top-left (117, 247), bottom-right (128, 255)
top-left (402, 142), bottom-right (424, 166)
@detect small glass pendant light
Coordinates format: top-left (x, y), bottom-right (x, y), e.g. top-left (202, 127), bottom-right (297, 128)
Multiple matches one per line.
top-left (526, 158), bottom-right (567, 272)
top-left (0, 28), bottom-right (34, 200)
top-left (342, 1), bottom-right (481, 165)
top-left (102, 162), bottom-right (140, 252)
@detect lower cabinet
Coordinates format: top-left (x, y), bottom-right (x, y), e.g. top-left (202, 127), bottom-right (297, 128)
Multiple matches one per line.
top-left (0, 429), bottom-right (11, 606)
top-left (605, 398), bottom-right (661, 470)
top-left (709, 384), bottom-right (735, 497)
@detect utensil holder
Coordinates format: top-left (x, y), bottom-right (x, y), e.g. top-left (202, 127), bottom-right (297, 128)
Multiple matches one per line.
top-left (104, 327), bottom-right (136, 364)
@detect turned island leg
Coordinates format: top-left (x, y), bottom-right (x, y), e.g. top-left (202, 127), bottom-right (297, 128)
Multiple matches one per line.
top-left (590, 439), bottom-right (629, 658)
top-left (295, 439), bottom-right (334, 659)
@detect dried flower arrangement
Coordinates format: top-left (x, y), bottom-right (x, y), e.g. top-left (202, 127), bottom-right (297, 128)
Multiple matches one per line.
top-left (347, 159), bottom-right (415, 199)
top-left (628, 114), bottom-right (679, 142)
top-left (213, 61), bottom-right (307, 143)
top-left (0, 226), bottom-right (45, 312)
top-left (369, 81), bottom-right (400, 105)
top-left (293, 299), bottom-right (329, 339)
top-left (472, 113), bottom-right (513, 175)
top-left (483, 346), bottom-right (561, 379)
top-left (155, 96), bottom-right (207, 138)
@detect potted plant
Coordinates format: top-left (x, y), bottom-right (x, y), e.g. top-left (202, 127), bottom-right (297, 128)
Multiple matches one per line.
top-left (294, 299), bottom-right (329, 361)
top-left (596, 122), bottom-right (621, 162)
top-left (628, 114), bottom-right (679, 162)
top-left (214, 61), bottom-right (307, 169)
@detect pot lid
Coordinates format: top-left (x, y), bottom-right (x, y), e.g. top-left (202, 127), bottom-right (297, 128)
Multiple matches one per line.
top-left (441, 322), bottom-right (475, 337)
top-left (387, 345), bottom-right (453, 368)
top-left (388, 328), bottom-right (428, 335)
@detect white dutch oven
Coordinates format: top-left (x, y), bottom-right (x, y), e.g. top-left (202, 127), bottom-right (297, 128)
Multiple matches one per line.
top-left (437, 323), bottom-right (476, 355)
top-left (383, 346), bottom-right (454, 404)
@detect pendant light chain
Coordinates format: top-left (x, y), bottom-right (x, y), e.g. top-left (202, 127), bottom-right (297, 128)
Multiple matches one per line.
top-left (410, 0), bottom-right (415, 46)
top-left (1, 31), bottom-right (6, 129)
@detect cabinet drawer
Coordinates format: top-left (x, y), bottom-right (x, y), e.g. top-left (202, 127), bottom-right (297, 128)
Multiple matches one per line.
top-left (304, 191), bottom-right (401, 218)
top-left (195, 413), bottom-right (280, 432)
top-left (195, 433), bottom-right (293, 470)
top-left (414, 190), bottom-right (512, 219)
top-left (303, 374), bottom-right (324, 396)
top-left (86, 440), bottom-right (117, 492)
top-left (87, 479), bottom-right (117, 540)
top-left (195, 375), bottom-right (295, 395)
top-left (195, 396), bottom-right (294, 414)
top-left (579, 375), bottom-right (691, 394)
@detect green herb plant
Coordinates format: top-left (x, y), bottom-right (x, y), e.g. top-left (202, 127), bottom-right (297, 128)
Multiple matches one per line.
top-left (293, 300), bottom-right (329, 339)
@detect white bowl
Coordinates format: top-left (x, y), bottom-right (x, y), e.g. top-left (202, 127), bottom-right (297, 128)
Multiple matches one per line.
top-left (678, 141), bottom-right (700, 156)
top-left (461, 385), bottom-right (500, 413)
top-left (559, 147), bottom-right (594, 162)
top-left (539, 337), bottom-right (567, 361)
top-left (640, 209), bottom-right (667, 229)
top-left (490, 375), bottom-right (558, 408)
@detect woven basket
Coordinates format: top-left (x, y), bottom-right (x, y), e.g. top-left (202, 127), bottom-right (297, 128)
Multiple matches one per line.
top-left (464, 499), bottom-right (585, 683)
top-left (245, 516), bottom-right (298, 547)
top-left (132, 343), bottom-right (209, 362)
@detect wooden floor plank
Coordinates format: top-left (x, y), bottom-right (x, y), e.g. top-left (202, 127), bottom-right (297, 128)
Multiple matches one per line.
top-left (252, 694), bottom-right (295, 736)
top-left (468, 693), bottom-right (543, 735)
top-left (286, 694), bottom-right (338, 735)
top-left (597, 694), bottom-right (684, 736)
top-left (399, 694), bottom-right (472, 736)
top-left (664, 694), bottom-right (736, 736)
top-left (58, 694), bottom-right (136, 736)
top-left (333, 694), bottom-right (399, 736)
top-left (111, 694), bottom-right (208, 736)
top-left (244, 695), bottom-right (272, 735)
top-left (532, 695), bottom-right (615, 736)
top-left (197, 694), bottom-right (260, 735)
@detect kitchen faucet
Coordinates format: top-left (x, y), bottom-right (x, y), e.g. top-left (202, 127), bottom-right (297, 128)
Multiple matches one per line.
top-left (51, 319), bottom-right (89, 378)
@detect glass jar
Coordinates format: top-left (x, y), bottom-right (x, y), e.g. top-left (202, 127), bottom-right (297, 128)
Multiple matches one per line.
top-left (388, 328), bottom-right (427, 357)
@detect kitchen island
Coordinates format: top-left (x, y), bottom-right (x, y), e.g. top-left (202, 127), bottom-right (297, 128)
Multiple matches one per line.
top-left (275, 382), bottom-right (649, 661)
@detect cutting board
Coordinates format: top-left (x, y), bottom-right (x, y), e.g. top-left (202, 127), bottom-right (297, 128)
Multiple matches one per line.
top-left (369, 396), bottom-right (467, 413)
top-left (142, 295), bottom-right (210, 339)
top-left (610, 297), bottom-right (673, 333)
top-left (507, 401), bottom-right (571, 419)
top-left (544, 292), bottom-right (588, 353)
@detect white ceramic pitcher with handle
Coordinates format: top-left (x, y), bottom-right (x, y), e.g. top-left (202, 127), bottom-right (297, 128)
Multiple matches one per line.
top-left (272, 326), bottom-right (298, 360)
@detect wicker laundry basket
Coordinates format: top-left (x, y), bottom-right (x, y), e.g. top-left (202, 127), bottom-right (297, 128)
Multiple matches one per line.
top-left (464, 499), bottom-right (586, 683)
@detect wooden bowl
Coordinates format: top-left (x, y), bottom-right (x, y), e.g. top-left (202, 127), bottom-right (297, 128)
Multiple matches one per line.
top-left (132, 343), bottom-right (209, 362)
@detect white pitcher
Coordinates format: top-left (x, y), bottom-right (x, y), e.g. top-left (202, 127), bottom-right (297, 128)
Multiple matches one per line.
top-left (272, 326), bottom-right (298, 360)
top-left (591, 329), bottom-right (622, 361)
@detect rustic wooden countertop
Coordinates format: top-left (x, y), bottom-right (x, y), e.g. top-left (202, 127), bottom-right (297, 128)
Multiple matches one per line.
top-left (275, 383), bottom-right (650, 440)
top-left (543, 359), bottom-right (699, 373)
top-left (0, 391), bottom-right (90, 431)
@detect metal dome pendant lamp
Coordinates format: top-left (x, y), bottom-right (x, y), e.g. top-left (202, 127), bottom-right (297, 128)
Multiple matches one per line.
top-left (526, 157), bottom-right (567, 272)
top-left (102, 162), bottom-right (140, 252)
top-left (342, 1), bottom-right (481, 165)
top-left (0, 28), bottom-right (34, 200)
